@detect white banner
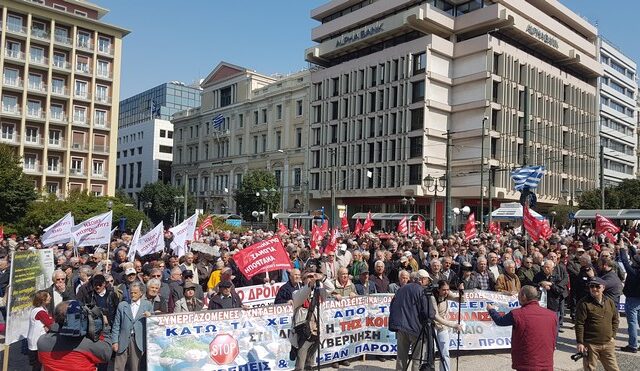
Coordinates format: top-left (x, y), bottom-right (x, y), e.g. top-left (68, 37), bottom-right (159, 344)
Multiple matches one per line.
top-left (235, 282), bottom-right (285, 308)
top-left (128, 221), bottom-right (142, 262)
top-left (70, 211), bottom-right (113, 247)
top-left (169, 213), bottom-right (197, 257)
top-left (41, 212), bottom-right (74, 246)
top-left (137, 223), bottom-right (165, 257)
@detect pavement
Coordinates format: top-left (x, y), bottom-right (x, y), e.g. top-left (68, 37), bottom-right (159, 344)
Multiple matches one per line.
top-left (0, 316), bottom-right (637, 370)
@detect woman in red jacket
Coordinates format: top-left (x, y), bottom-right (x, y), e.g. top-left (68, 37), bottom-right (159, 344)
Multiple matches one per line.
top-left (27, 290), bottom-right (54, 371)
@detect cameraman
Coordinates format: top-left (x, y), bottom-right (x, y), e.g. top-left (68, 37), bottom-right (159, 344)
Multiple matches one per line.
top-left (37, 300), bottom-right (112, 370)
top-left (389, 269), bottom-right (435, 371)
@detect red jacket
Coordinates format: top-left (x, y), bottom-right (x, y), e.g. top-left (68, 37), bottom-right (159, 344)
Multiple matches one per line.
top-left (510, 301), bottom-right (557, 371)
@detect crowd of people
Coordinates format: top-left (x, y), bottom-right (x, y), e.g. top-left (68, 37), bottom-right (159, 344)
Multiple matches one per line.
top-left (0, 220), bottom-right (638, 370)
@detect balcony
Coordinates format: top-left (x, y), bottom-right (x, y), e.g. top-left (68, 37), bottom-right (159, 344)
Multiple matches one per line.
top-left (93, 144), bottom-right (110, 153)
top-left (94, 95), bottom-right (112, 104)
top-left (24, 135), bottom-right (42, 146)
top-left (48, 138), bottom-right (66, 148)
top-left (47, 165), bottom-right (64, 175)
top-left (96, 70), bottom-right (112, 79)
top-left (75, 65), bottom-right (92, 76)
top-left (31, 28), bottom-right (50, 41)
top-left (76, 39), bottom-right (93, 52)
top-left (29, 55), bottom-right (49, 66)
top-left (0, 133), bottom-right (19, 144)
top-left (6, 23), bottom-right (28, 36)
top-left (54, 34), bottom-right (73, 47)
top-left (23, 164), bottom-right (42, 174)
top-left (2, 77), bottom-right (23, 89)
top-left (92, 170), bottom-right (108, 178)
top-left (52, 59), bottom-right (71, 71)
top-left (93, 119), bottom-right (110, 129)
top-left (71, 142), bottom-right (88, 151)
top-left (97, 45), bottom-right (113, 56)
top-left (28, 81), bottom-right (47, 93)
top-left (5, 49), bottom-right (25, 61)
top-left (27, 109), bottom-right (46, 120)
top-left (50, 86), bottom-right (68, 96)
top-left (1, 105), bottom-right (21, 117)
top-left (69, 168), bottom-right (86, 176)
top-left (74, 92), bottom-right (91, 101)
top-left (49, 112), bottom-right (67, 122)
top-left (72, 115), bottom-right (89, 126)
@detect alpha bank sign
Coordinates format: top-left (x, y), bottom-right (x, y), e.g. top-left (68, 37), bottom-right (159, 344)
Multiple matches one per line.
top-left (336, 23), bottom-right (384, 48)
top-left (526, 24), bottom-right (559, 49)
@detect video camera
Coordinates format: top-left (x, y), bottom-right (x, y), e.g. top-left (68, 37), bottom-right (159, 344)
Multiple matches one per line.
top-left (59, 300), bottom-right (105, 342)
top-left (571, 352), bottom-right (587, 362)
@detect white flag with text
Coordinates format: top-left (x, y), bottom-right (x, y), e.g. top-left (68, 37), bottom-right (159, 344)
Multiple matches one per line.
top-left (41, 212), bottom-right (75, 246)
top-left (137, 223), bottom-right (165, 257)
top-left (128, 221), bottom-right (142, 262)
top-left (71, 211), bottom-right (113, 247)
top-left (169, 214), bottom-right (197, 257)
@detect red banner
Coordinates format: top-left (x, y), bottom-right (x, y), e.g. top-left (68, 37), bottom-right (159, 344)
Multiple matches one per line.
top-left (465, 213), bottom-right (477, 241)
top-left (523, 205), bottom-right (542, 241)
top-left (341, 214), bottom-right (349, 232)
top-left (596, 214), bottom-right (619, 235)
top-left (488, 222), bottom-right (501, 235)
top-left (232, 237), bottom-right (293, 280)
top-left (354, 219), bottom-right (362, 237)
top-left (397, 216), bottom-right (408, 235)
top-left (363, 211), bottom-right (374, 233)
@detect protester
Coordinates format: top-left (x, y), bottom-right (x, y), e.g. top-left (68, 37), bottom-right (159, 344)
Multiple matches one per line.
top-left (38, 301), bottom-right (112, 370)
top-left (27, 290), bottom-right (53, 371)
top-left (495, 260), bottom-right (521, 295)
top-left (487, 286), bottom-right (557, 371)
top-left (145, 278), bottom-right (168, 314)
top-left (534, 260), bottom-right (566, 333)
top-left (46, 269), bottom-right (75, 315)
top-left (371, 260), bottom-right (390, 293)
top-left (619, 243), bottom-right (640, 353)
top-left (175, 281), bottom-right (203, 312)
top-left (356, 270), bottom-right (378, 295)
top-left (208, 281), bottom-right (243, 310)
top-left (430, 280), bottom-right (464, 371)
top-left (389, 269), bottom-right (435, 371)
top-left (111, 281), bottom-right (152, 371)
top-left (290, 271), bottom-right (325, 371)
top-left (274, 268), bottom-right (302, 305)
top-left (326, 267), bottom-right (357, 304)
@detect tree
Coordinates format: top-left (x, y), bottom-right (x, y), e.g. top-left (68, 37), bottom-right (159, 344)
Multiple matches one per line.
top-left (138, 181), bottom-right (193, 226)
top-left (0, 144), bottom-right (38, 226)
top-left (234, 170), bottom-right (280, 222)
top-left (576, 179), bottom-right (640, 210)
top-left (549, 204), bottom-right (578, 228)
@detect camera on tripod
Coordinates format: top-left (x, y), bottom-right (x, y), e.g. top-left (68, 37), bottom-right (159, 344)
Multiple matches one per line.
top-left (59, 300), bottom-right (105, 342)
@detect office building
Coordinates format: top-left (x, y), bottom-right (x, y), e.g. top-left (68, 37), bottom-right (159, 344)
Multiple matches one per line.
top-left (171, 62), bottom-right (310, 215)
top-left (0, 0), bottom-right (128, 197)
top-left (116, 82), bottom-right (201, 203)
top-left (305, 0), bottom-right (602, 230)
top-left (597, 37), bottom-right (637, 187)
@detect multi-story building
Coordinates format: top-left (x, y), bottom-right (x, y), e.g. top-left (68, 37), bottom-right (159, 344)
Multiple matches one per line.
top-left (597, 37), bottom-right (637, 187)
top-left (0, 0), bottom-right (128, 197)
top-left (171, 62), bottom-right (310, 215)
top-left (305, 0), bottom-right (602, 231)
top-left (116, 82), bottom-right (201, 203)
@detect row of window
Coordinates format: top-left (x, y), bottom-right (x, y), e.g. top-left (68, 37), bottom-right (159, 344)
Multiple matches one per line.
top-left (38, 181), bottom-right (104, 197)
top-left (601, 76), bottom-right (635, 99)
top-left (601, 54), bottom-right (636, 80)
top-left (601, 137), bottom-right (635, 156)
top-left (601, 116), bottom-right (634, 136)
top-left (1, 122), bottom-right (107, 150)
top-left (116, 147), bottom-right (142, 159)
top-left (115, 162), bottom-right (143, 190)
top-left (21, 152), bottom-right (106, 176)
top-left (601, 96), bottom-right (634, 117)
top-left (118, 131), bottom-right (144, 145)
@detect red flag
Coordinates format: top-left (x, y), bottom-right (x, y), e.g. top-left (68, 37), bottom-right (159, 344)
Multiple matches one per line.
top-left (310, 223), bottom-right (324, 250)
top-left (321, 220), bottom-right (329, 234)
top-left (488, 222), bottom-right (501, 235)
top-left (604, 231), bottom-right (617, 243)
top-left (397, 216), bottom-right (408, 235)
top-left (232, 237), bottom-right (293, 279)
top-left (341, 214), bottom-right (349, 232)
top-left (523, 204), bottom-right (542, 241)
top-left (362, 211), bottom-right (374, 233)
top-left (354, 219), bottom-right (362, 237)
top-left (464, 213), bottom-right (477, 241)
top-left (0, 226), bottom-right (3, 241)
top-left (300, 224), bottom-right (306, 235)
top-left (595, 214), bottom-right (620, 235)
top-left (197, 215), bottom-right (213, 238)
top-left (325, 228), bottom-right (339, 254)
top-left (278, 222), bottom-right (289, 235)
top-left (292, 220), bottom-right (299, 233)
top-left (417, 216), bottom-right (426, 236)
top-left (540, 219), bottom-right (552, 239)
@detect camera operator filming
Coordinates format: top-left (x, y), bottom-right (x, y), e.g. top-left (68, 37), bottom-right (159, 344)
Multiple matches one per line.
top-left (389, 269), bottom-right (436, 371)
top-left (430, 280), bottom-right (464, 371)
top-left (37, 300), bottom-right (112, 371)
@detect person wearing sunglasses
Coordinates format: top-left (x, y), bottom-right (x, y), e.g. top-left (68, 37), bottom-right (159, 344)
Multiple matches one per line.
top-left (575, 277), bottom-right (620, 371)
top-left (46, 270), bottom-right (75, 315)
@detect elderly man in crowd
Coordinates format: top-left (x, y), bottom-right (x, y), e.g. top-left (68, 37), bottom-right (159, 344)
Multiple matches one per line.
top-left (371, 260), bottom-right (390, 293)
top-left (46, 270), bottom-right (75, 315)
top-left (112, 281), bottom-right (152, 371)
top-left (495, 260), bottom-right (521, 295)
top-left (275, 269), bottom-right (303, 305)
top-left (473, 257), bottom-right (496, 291)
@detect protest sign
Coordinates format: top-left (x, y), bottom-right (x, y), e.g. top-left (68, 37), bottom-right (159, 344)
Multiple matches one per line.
top-left (232, 237), bottom-right (292, 279)
top-left (70, 211), bottom-right (112, 247)
top-left (41, 212), bottom-right (74, 246)
top-left (137, 223), bottom-right (165, 257)
top-left (170, 213), bottom-right (197, 257)
top-left (235, 282), bottom-right (285, 308)
top-left (6, 249), bottom-right (55, 344)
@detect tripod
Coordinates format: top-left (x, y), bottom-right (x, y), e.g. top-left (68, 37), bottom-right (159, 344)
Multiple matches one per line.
top-left (405, 319), bottom-right (446, 371)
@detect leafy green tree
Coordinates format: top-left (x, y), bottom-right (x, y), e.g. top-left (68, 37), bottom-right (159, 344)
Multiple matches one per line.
top-left (234, 170), bottom-right (280, 222)
top-left (0, 144), bottom-right (38, 225)
top-left (138, 181), bottom-right (194, 226)
top-left (549, 204), bottom-right (578, 228)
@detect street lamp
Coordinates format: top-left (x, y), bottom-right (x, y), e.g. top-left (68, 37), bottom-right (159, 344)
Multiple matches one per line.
top-left (400, 197), bottom-right (408, 213)
top-left (258, 188), bottom-right (277, 230)
top-left (144, 201), bottom-right (153, 218)
top-left (550, 211), bottom-right (557, 227)
top-left (174, 195), bottom-right (184, 225)
top-left (408, 197), bottom-right (416, 214)
top-left (106, 200), bottom-right (113, 211)
top-left (424, 175), bottom-right (446, 232)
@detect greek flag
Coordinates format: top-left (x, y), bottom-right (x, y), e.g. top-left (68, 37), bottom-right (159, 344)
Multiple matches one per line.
top-left (150, 100), bottom-right (161, 118)
top-left (212, 114), bottom-right (224, 130)
top-left (511, 166), bottom-right (545, 191)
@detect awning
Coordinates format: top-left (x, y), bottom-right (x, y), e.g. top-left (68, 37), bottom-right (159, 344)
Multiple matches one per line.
top-left (210, 214), bottom-right (242, 220)
top-left (573, 209), bottom-right (640, 220)
top-left (490, 203), bottom-right (545, 221)
top-left (273, 213), bottom-right (323, 220)
top-left (350, 213), bottom-right (425, 221)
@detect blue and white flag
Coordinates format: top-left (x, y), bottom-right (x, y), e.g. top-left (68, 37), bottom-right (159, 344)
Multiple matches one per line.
top-left (212, 114), bottom-right (224, 130)
top-left (150, 100), bottom-right (161, 118)
top-left (511, 166), bottom-right (545, 191)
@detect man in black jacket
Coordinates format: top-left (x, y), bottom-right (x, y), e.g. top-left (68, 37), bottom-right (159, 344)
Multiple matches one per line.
top-left (77, 274), bottom-right (119, 326)
top-left (46, 270), bottom-right (76, 315)
top-left (208, 281), bottom-right (243, 310)
top-left (274, 269), bottom-right (302, 305)
top-left (619, 244), bottom-right (640, 353)
top-left (389, 269), bottom-right (435, 371)
top-left (597, 257), bottom-right (623, 306)
top-left (534, 260), bottom-right (567, 335)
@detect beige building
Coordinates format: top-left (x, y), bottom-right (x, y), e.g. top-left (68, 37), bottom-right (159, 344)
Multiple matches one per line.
top-left (305, 0), bottom-right (602, 232)
top-left (171, 62), bottom-right (310, 215)
top-left (0, 0), bottom-right (128, 197)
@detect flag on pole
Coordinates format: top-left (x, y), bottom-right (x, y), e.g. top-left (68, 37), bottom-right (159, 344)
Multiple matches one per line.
top-left (354, 219), bottom-right (362, 237)
top-left (71, 211), bottom-right (112, 247)
top-left (212, 114), bottom-right (224, 130)
top-left (511, 166), bottom-right (545, 191)
top-left (292, 220), bottom-right (299, 233)
top-left (362, 211), bottom-right (374, 233)
top-left (128, 221), bottom-right (142, 262)
top-left (397, 216), bottom-right (408, 235)
top-left (596, 214), bottom-right (619, 242)
top-left (464, 213), bottom-right (477, 241)
top-left (278, 222), bottom-right (289, 235)
top-left (321, 220), bottom-right (329, 234)
top-left (523, 204), bottom-right (542, 241)
top-left (196, 215), bottom-right (213, 240)
top-left (488, 221), bottom-right (501, 236)
top-left (340, 214), bottom-right (349, 232)
top-left (137, 223), bottom-right (165, 257)
top-left (41, 212), bottom-right (75, 246)
top-left (325, 228), bottom-right (339, 254)
top-left (169, 213), bottom-right (198, 257)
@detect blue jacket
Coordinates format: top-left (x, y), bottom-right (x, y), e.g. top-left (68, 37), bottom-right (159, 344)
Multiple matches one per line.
top-left (621, 248), bottom-right (640, 298)
top-left (274, 281), bottom-right (303, 305)
top-left (111, 298), bottom-right (153, 353)
top-left (388, 282), bottom-right (435, 337)
top-left (355, 281), bottom-right (377, 295)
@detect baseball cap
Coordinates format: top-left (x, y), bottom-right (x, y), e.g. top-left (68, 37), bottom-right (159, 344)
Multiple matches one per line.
top-left (417, 269), bottom-right (431, 280)
top-left (400, 256), bottom-right (408, 263)
top-left (218, 280), bottom-right (233, 289)
top-left (589, 277), bottom-right (606, 287)
top-left (183, 282), bottom-right (196, 291)
top-left (125, 268), bottom-right (136, 276)
top-left (182, 269), bottom-right (194, 278)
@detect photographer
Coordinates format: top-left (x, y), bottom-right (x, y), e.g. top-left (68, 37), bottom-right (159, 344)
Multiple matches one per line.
top-left (37, 300), bottom-right (112, 370)
top-left (389, 269), bottom-right (436, 371)
top-left (290, 271), bottom-right (326, 371)
top-left (430, 280), bottom-right (464, 371)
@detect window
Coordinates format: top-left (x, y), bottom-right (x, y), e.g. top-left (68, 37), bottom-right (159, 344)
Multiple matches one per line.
top-left (94, 110), bottom-right (107, 126)
top-left (97, 60), bottom-right (110, 77)
top-left (95, 85), bottom-right (109, 102)
top-left (27, 100), bottom-right (42, 117)
top-left (30, 46), bottom-right (45, 64)
top-left (91, 185), bottom-right (103, 197)
top-left (92, 160), bottom-right (104, 176)
top-left (253, 136), bottom-right (258, 154)
top-left (159, 145), bottom-right (172, 154)
top-left (1, 123), bottom-right (15, 140)
top-left (220, 86), bottom-right (231, 107)
top-left (409, 136), bottom-right (423, 158)
top-left (53, 52), bottom-right (67, 68)
top-left (7, 15), bottom-right (23, 33)
top-left (296, 128), bottom-right (302, 148)
top-left (168, 131), bottom-right (173, 139)
top-left (5, 40), bottom-right (21, 59)
top-left (296, 100), bottom-right (303, 116)
top-left (25, 126), bottom-right (39, 143)
top-left (54, 26), bottom-right (69, 41)
top-left (408, 164), bottom-right (422, 185)
top-left (412, 81), bottom-right (425, 103)
top-left (73, 106), bottom-right (87, 123)
top-left (411, 108), bottom-right (424, 131)
top-left (47, 182), bottom-right (59, 195)
top-left (276, 131), bottom-right (282, 150)
top-left (51, 78), bottom-right (66, 94)
top-left (77, 31), bottom-right (91, 49)
top-left (98, 37), bottom-right (111, 54)
top-left (136, 162), bottom-right (142, 186)
top-left (74, 80), bottom-right (88, 98)
top-left (237, 137), bottom-right (243, 155)
top-left (254, 111), bottom-right (259, 125)
top-left (276, 104), bottom-right (282, 120)
top-left (3, 68), bottom-right (19, 86)
top-left (76, 55), bottom-right (90, 73)
top-left (50, 104), bottom-right (64, 120)
top-left (160, 129), bottom-right (166, 137)
top-left (48, 130), bottom-right (61, 146)
top-left (413, 52), bottom-right (426, 74)
top-left (1, 95), bottom-right (18, 112)
top-left (261, 134), bottom-right (267, 152)
top-left (262, 109), bottom-right (267, 123)
top-left (23, 154), bottom-right (37, 170)
top-left (71, 157), bottom-right (84, 174)
top-left (238, 114), bottom-right (244, 128)
top-left (294, 168), bottom-right (301, 187)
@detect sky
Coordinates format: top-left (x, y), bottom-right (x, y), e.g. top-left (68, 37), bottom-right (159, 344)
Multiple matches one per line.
top-left (99, 0), bottom-right (640, 100)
